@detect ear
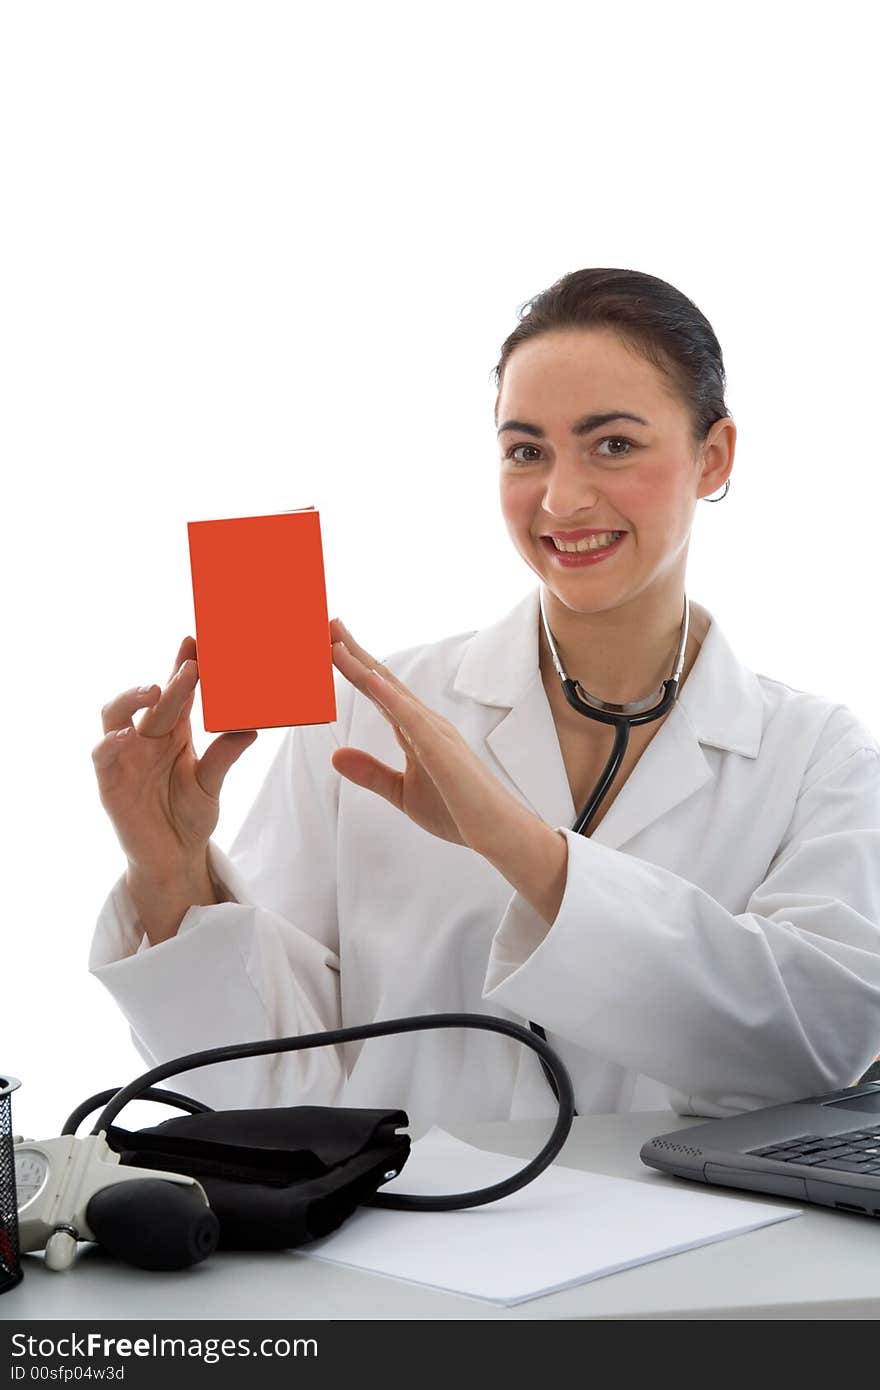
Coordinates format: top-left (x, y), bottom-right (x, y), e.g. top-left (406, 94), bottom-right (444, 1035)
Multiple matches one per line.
top-left (696, 417), bottom-right (736, 499)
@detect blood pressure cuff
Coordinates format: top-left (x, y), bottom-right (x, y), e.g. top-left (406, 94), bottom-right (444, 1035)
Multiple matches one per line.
top-left (104, 1106), bottom-right (410, 1249)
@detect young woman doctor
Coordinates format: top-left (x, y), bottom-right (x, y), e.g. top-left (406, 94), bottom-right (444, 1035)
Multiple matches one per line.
top-left (90, 268), bottom-right (880, 1135)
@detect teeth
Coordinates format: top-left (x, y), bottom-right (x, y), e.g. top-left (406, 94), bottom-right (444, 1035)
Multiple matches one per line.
top-left (551, 531), bottom-right (622, 553)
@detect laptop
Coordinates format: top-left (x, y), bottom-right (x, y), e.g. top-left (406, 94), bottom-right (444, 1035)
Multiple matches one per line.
top-left (640, 1079), bottom-right (880, 1216)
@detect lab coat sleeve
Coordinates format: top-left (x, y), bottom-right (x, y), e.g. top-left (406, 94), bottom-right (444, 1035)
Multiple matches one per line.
top-left (482, 738), bottom-right (880, 1119)
top-left (87, 673), bottom-right (356, 1109)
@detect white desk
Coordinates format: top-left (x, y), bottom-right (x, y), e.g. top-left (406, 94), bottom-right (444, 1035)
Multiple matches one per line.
top-left (4, 1110), bottom-right (880, 1321)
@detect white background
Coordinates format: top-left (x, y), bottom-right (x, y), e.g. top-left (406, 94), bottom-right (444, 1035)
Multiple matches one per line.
top-left (2, 1), bottom-right (878, 1141)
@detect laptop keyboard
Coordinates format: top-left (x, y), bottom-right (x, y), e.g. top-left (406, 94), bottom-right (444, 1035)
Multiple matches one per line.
top-left (747, 1125), bottom-right (880, 1173)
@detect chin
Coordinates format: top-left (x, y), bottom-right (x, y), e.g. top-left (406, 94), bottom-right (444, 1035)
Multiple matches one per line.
top-left (551, 592), bottom-right (621, 616)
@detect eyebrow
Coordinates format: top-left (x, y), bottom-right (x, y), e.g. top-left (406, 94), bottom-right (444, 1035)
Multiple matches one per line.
top-left (496, 411), bottom-right (651, 438)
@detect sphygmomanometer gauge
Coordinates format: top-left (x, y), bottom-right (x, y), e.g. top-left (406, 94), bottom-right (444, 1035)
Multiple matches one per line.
top-left (14, 1146), bottom-right (49, 1211)
top-left (12, 1132), bottom-right (217, 1271)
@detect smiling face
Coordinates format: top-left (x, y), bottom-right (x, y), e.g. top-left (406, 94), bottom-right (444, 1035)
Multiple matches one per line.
top-left (496, 327), bottom-right (734, 617)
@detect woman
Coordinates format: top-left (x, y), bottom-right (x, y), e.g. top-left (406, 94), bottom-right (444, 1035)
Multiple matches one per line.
top-left (90, 268), bottom-right (880, 1134)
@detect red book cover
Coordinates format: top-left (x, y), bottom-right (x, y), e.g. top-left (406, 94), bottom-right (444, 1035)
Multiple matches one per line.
top-left (186, 507), bottom-right (337, 732)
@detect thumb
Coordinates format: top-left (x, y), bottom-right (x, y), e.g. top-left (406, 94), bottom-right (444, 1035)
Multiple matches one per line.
top-left (197, 730), bottom-right (258, 798)
top-left (331, 747), bottom-right (400, 805)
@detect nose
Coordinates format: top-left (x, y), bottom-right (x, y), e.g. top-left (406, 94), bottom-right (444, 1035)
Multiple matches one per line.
top-left (541, 456), bottom-right (601, 520)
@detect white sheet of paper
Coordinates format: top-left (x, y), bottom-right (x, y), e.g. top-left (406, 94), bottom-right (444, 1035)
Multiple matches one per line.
top-left (299, 1126), bottom-right (801, 1306)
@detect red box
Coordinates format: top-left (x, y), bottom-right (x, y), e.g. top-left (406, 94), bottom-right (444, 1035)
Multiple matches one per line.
top-left (187, 507), bottom-right (337, 732)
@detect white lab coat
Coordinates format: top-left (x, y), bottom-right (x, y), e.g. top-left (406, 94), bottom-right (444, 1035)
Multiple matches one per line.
top-left (89, 587), bottom-right (880, 1134)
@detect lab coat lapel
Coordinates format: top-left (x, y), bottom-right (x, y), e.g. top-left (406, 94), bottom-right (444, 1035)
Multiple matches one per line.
top-left (586, 702), bottom-right (713, 848)
top-left (485, 676), bottom-right (576, 834)
top-left (452, 587), bottom-right (764, 851)
top-left (453, 589), bottom-right (572, 832)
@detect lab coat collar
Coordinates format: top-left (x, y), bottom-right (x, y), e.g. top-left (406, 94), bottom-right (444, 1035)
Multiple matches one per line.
top-left (451, 587), bottom-right (764, 848)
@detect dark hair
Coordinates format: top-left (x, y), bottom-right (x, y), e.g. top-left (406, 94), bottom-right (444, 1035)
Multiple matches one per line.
top-left (492, 268), bottom-right (732, 449)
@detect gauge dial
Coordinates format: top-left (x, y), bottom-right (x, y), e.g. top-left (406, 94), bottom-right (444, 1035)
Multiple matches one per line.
top-left (15, 1148), bottom-right (49, 1212)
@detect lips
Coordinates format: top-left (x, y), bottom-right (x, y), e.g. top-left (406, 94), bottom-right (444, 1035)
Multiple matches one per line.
top-left (539, 531), bottom-right (628, 565)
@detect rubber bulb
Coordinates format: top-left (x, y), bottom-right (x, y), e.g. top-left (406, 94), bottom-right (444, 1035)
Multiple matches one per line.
top-left (86, 1179), bottom-right (219, 1271)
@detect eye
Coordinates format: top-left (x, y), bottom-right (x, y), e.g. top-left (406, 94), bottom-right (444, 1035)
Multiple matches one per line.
top-left (596, 436), bottom-right (636, 459)
top-left (504, 443), bottom-right (543, 465)
top-left (503, 436), bottom-right (637, 465)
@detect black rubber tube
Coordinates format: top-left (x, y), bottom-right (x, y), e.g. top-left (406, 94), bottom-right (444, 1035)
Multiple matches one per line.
top-left (72, 1014), bottom-right (574, 1212)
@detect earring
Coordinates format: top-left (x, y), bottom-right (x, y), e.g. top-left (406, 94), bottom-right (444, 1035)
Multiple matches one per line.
top-left (703, 479), bottom-right (730, 503)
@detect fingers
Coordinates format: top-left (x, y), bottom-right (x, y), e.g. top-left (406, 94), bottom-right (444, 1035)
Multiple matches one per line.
top-left (330, 625), bottom-right (434, 742)
top-left (137, 658), bottom-right (200, 739)
top-left (196, 730), bottom-right (258, 799)
top-left (332, 638), bottom-right (429, 733)
top-left (169, 635), bottom-right (197, 684)
top-left (330, 747), bottom-right (401, 807)
top-left (330, 635), bottom-right (443, 772)
top-left (329, 620), bottom-right (401, 691)
top-left (331, 639), bottom-right (396, 718)
top-left (100, 638), bottom-right (198, 737)
top-left (101, 685), bottom-right (161, 735)
top-left (330, 631), bottom-right (400, 701)
top-left (391, 722), bottom-right (414, 753)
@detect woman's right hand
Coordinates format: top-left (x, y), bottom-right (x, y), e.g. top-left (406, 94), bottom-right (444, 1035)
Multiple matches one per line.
top-left (92, 636), bottom-right (258, 881)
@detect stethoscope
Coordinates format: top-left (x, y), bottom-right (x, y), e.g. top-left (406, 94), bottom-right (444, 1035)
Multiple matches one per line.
top-left (528, 588), bottom-right (691, 1111)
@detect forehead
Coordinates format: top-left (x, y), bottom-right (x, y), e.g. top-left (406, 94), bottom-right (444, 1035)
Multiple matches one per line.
top-left (497, 328), bottom-right (672, 414)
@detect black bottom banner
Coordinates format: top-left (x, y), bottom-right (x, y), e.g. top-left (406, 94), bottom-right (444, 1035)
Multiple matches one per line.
top-left (0, 1320), bottom-right (618, 1386)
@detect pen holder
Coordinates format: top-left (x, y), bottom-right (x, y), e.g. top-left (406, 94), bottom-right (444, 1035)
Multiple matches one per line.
top-left (0, 1076), bottom-right (22, 1294)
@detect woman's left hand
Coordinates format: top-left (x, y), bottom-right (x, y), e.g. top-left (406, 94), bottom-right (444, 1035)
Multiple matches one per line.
top-left (328, 619), bottom-right (534, 858)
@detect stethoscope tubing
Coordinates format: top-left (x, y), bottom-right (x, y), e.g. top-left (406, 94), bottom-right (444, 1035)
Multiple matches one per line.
top-left (528, 672), bottom-right (684, 1111)
top-left (565, 676), bottom-right (679, 834)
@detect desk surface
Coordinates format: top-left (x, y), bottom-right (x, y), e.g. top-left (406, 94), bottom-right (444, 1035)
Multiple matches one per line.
top-left (4, 1110), bottom-right (880, 1321)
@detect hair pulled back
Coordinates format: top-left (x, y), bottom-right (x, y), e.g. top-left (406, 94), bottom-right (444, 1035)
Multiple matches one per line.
top-left (493, 268), bottom-right (732, 449)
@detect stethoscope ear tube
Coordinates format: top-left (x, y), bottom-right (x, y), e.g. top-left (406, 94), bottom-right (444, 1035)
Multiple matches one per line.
top-left (64, 1015), bottom-right (574, 1212)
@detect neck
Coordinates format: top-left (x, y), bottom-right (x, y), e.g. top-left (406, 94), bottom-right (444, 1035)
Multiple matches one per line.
top-left (539, 579), bottom-right (692, 708)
